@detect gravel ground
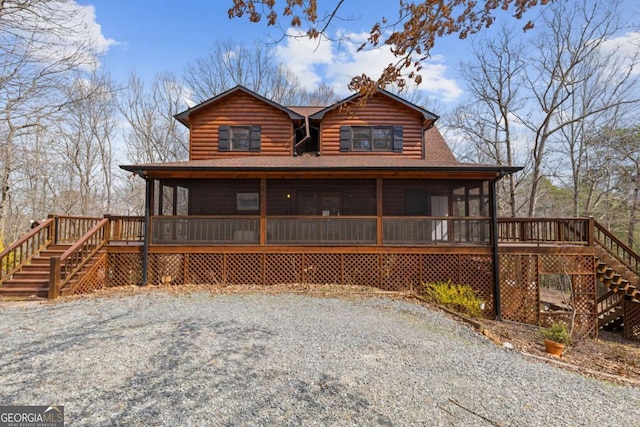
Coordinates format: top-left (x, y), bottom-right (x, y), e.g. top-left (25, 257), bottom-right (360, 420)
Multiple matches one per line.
top-left (1, 291), bottom-right (639, 426)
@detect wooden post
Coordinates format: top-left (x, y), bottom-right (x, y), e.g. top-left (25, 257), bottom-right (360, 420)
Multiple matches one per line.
top-left (158, 182), bottom-right (164, 215)
top-left (587, 216), bottom-right (595, 247)
top-left (103, 215), bottom-right (111, 244)
top-left (141, 177), bottom-right (152, 286)
top-left (489, 177), bottom-right (502, 321)
top-left (49, 257), bottom-right (61, 299)
top-left (376, 178), bottom-right (383, 246)
top-left (260, 178), bottom-right (267, 246)
top-left (172, 186), bottom-right (178, 215)
top-left (48, 214), bottom-right (58, 244)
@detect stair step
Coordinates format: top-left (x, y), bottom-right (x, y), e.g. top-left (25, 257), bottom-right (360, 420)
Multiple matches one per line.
top-left (19, 265), bottom-right (50, 273)
top-left (48, 244), bottom-right (73, 251)
top-left (13, 272), bottom-right (50, 280)
top-left (0, 287), bottom-right (48, 298)
top-left (2, 278), bottom-right (49, 287)
top-left (28, 258), bottom-right (52, 266)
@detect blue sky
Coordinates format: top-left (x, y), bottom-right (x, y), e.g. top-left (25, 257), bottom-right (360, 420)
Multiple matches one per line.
top-left (78, 0), bottom-right (640, 104)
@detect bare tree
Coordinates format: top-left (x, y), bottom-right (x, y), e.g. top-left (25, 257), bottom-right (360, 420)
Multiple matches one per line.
top-left (453, 0), bottom-right (640, 218)
top-left (451, 27), bottom-right (528, 216)
top-left (183, 40), bottom-right (302, 104)
top-left (118, 72), bottom-right (189, 164)
top-left (55, 71), bottom-right (118, 216)
top-left (0, 0), bottom-right (106, 244)
top-left (609, 127), bottom-right (640, 250)
top-left (519, 0), bottom-right (640, 216)
top-left (291, 82), bottom-right (340, 106)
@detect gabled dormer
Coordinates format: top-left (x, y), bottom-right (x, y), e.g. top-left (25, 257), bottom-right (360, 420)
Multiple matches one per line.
top-left (308, 88), bottom-right (444, 160)
top-left (175, 85), bottom-right (305, 160)
top-left (174, 85), bottom-right (456, 163)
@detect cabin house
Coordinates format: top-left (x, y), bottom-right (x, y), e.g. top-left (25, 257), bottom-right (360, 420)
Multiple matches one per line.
top-left (1, 85), bottom-right (639, 340)
top-left (119, 86), bottom-right (517, 308)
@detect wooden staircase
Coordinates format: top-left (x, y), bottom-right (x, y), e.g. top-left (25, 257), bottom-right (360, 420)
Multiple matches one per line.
top-left (0, 244), bottom-right (71, 299)
top-left (0, 245), bottom-right (107, 299)
top-left (0, 216), bottom-right (109, 300)
top-left (594, 223), bottom-right (640, 332)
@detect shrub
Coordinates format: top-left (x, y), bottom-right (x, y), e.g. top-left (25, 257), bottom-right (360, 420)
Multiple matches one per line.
top-left (541, 323), bottom-right (571, 345)
top-left (423, 281), bottom-right (485, 317)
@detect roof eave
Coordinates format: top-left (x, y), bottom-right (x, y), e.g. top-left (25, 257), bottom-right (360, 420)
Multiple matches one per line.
top-left (120, 164), bottom-right (523, 175)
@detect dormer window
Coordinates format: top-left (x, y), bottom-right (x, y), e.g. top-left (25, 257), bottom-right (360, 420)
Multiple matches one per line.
top-left (219, 125), bottom-right (261, 152)
top-left (340, 126), bottom-right (403, 152)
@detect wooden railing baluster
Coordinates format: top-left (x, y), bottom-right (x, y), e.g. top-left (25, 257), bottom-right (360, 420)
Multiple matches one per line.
top-left (497, 218), bottom-right (591, 245)
top-left (593, 220), bottom-right (640, 277)
top-left (0, 218), bottom-right (55, 287)
top-left (48, 218), bottom-right (109, 299)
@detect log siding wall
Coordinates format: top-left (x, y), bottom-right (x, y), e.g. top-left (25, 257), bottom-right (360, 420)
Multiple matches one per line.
top-left (318, 96), bottom-right (425, 158)
top-left (189, 91), bottom-right (296, 160)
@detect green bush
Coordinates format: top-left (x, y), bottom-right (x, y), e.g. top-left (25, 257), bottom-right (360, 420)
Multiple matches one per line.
top-left (423, 281), bottom-right (485, 317)
top-left (541, 323), bottom-right (571, 345)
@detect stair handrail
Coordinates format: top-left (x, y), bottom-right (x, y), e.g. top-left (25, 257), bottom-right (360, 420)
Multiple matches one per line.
top-left (593, 220), bottom-right (640, 277)
top-left (49, 218), bottom-right (109, 299)
top-left (0, 219), bottom-right (55, 287)
top-left (597, 291), bottom-right (625, 318)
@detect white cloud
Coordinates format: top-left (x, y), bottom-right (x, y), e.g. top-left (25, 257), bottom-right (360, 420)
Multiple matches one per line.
top-left (75, 3), bottom-right (117, 55)
top-left (600, 31), bottom-right (640, 75)
top-left (275, 29), bottom-right (334, 90)
top-left (275, 28), bottom-right (463, 102)
top-left (23, 1), bottom-right (117, 70)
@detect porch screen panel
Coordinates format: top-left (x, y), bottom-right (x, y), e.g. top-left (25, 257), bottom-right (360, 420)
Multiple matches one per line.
top-left (266, 179), bottom-right (376, 216)
top-left (382, 179), bottom-right (491, 245)
top-left (188, 179), bottom-right (260, 215)
top-left (267, 218), bottom-right (376, 245)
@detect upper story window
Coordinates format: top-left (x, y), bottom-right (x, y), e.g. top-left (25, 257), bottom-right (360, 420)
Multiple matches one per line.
top-left (340, 126), bottom-right (403, 152)
top-left (219, 125), bottom-right (261, 152)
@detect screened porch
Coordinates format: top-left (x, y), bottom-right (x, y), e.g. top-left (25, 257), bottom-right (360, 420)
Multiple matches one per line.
top-left (149, 178), bottom-right (493, 246)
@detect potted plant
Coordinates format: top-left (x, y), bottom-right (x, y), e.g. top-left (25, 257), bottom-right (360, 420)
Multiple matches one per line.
top-left (541, 323), bottom-right (571, 356)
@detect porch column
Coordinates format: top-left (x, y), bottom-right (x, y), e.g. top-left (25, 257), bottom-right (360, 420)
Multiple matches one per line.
top-left (260, 178), bottom-right (267, 246)
top-left (172, 186), bottom-right (178, 215)
top-left (376, 178), bottom-right (383, 246)
top-left (490, 176), bottom-right (502, 321)
top-left (141, 176), bottom-right (153, 286)
top-left (158, 182), bottom-right (164, 216)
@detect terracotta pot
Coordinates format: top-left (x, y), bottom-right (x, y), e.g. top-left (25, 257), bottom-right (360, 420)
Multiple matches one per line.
top-left (544, 339), bottom-right (565, 356)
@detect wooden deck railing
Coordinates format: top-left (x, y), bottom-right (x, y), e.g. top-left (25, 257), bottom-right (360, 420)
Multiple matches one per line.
top-left (55, 215), bottom-right (103, 243)
top-left (497, 218), bottom-right (591, 245)
top-left (594, 220), bottom-right (640, 276)
top-left (49, 218), bottom-right (109, 298)
top-left (151, 216), bottom-right (260, 244)
top-left (0, 219), bottom-right (54, 286)
top-left (268, 217), bottom-right (377, 245)
top-left (106, 215), bottom-right (144, 242)
top-left (384, 217), bottom-right (491, 245)
top-left (149, 216), bottom-right (493, 246)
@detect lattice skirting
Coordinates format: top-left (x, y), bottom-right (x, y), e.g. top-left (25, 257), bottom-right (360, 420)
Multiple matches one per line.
top-left (499, 253), bottom-right (597, 337)
top-left (107, 253), bottom-right (143, 286)
top-left (104, 251), bottom-right (495, 308)
top-left (69, 253), bottom-right (108, 295)
top-left (625, 301), bottom-right (640, 340)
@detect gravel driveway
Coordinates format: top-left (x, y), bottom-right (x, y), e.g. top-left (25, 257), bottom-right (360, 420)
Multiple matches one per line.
top-left (1, 291), bottom-right (639, 426)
